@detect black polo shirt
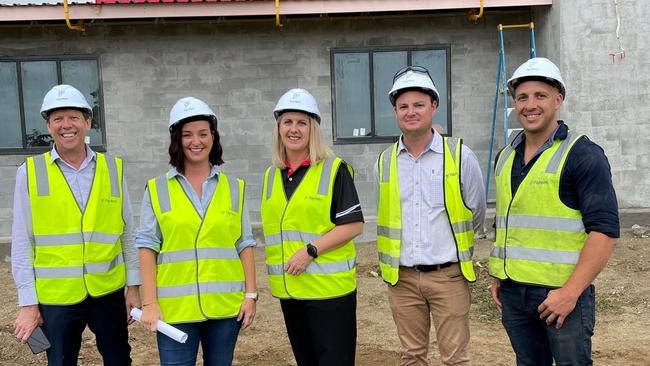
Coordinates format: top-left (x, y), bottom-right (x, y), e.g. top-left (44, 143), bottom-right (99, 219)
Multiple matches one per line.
top-left (496, 121), bottom-right (620, 238)
top-left (281, 161), bottom-right (364, 225)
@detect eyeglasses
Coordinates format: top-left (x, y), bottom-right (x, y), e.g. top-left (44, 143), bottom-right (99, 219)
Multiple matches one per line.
top-left (392, 65), bottom-right (433, 83)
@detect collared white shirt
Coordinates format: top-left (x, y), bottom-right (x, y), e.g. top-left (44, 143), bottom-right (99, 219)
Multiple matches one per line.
top-left (11, 146), bottom-right (140, 306)
top-left (376, 130), bottom-right (486, 266)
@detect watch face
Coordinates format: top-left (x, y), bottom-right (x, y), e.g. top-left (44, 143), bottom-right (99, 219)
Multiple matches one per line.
top-left (307, 244), bottom-right (318, 258)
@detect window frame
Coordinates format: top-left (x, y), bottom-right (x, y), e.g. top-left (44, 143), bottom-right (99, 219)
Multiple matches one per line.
top-left (330, 44), bottom-right (452, 144)
top-left (0, 54), bottom-right (106, 155)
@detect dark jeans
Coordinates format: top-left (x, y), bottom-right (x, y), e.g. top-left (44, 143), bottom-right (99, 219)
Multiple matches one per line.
top-left (157, 317), bottom-right (241, 366)
top-left (40, 288), bottom-right (131, 366)
top-left (500, 280), bottom-right (596, 366)
top-left (280, 291), bottom-right (357, 366)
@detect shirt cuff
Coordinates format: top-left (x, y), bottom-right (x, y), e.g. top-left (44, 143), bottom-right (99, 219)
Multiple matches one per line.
top-left (18, 288), bottom-right (39, 307)
top-left (126, 269), bottom-right (142, 287)
top-left (236, 238), bottom-right (257, 254)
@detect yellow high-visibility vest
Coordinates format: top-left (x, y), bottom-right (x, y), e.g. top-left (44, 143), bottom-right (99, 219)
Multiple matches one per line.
top-left (148, 172), bottom-right (246, 324)
top-left (377, 137), bottom-right (476, 285)
top-left (261, 155), bottom-right (356, 299)
top-left (28, 152), bottom-right (125, 305)
top-left (489, 131), bottom-right (587, 287)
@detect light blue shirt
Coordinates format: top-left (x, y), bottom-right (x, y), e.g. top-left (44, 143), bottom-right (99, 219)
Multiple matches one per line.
top-left (375, 130), bottom-right (486, 266)
top-left (135, 166), bottom-right (256, 253)
top-left (11, 146), bottom-right (140, 307)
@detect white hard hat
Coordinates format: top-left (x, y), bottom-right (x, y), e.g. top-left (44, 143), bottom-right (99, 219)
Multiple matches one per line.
top-left (507, 57), bottom-right (566, 97)
top-left (388, 66), bottom-right (439, 106)
top-left (168, 97), bottom-right (218, 132)
top-left (40, 84), bottom-right (92, 119)
top-left (273, 88), bottom-right (321, 124)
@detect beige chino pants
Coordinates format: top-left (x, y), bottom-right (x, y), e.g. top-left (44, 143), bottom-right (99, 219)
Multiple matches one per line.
top-left (387, 263), bottom-right (471, 366)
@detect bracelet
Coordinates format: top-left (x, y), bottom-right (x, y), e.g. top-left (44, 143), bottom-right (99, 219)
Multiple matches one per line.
top-left (142, 301), bottom-right (157, 307)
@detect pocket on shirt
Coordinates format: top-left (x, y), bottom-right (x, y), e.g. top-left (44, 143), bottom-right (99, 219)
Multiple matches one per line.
top-left (424, 172), bottom-right (445, 208)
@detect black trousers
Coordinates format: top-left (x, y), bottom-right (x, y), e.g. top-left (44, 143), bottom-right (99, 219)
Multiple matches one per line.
top-left (40, 288), bottom-right (132, 366)
top-left (280, 291), bottom-right (357, 366)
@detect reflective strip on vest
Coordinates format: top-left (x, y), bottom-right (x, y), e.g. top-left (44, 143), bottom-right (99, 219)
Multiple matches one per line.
top-left (34, 231), bottom-right (120, 246)
top-left (267, 258), bottom-right (355, 275)
top-left (104, 154), bottom-right (120, 197)
top-left (546, 132), bottom-right (578, 174)
top-left (155, 175), bottom-right (171, 213)
top-left (377, 225), bottom-right (401, 241)
top-left (452, 220), bottom-right (474, 233)
top-left (157, 248), bottom-right (240, 264)
top-left (378, 252), bottom-right (400, 268)
top-left (34, 254), bottom-right (124, 278)
top-left (264, 231), bottom-right (322, 247)
top-left (490, 246), bottom-right (580, 265)
top-left (157, 281), bottom-right (245, 298)
top-left (495, 215), bottom-right (585, 232)
top-left (495, 145), bottom-right (515, 176)
top-left (32, 153), bottom-right (121, 199)
top-left (153, 174), bottom-right (241, 214)
top-left (33, 154), bottom-right (49, 196)
top-left (266, 167), bottom-right (276, 200)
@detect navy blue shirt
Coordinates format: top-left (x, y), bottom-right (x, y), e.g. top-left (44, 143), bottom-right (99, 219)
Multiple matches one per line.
top-left (497, 122), bottom-right (619, 238)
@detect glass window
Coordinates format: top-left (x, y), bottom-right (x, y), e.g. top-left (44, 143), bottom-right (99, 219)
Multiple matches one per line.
top-left (0, 62), bottom-right (22, 148)
top-left (331, 45), bottom-right (451, 143)
top-left (333, 53), bottom-right (371, 138)
top-left (0, 56), bottom-right (105, 154)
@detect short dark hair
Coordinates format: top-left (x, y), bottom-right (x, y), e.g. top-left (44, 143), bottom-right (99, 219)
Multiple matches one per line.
top-left (168, 117), bottom-right (224, 174)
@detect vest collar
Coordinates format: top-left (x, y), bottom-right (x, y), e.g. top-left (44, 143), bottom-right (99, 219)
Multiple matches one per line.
top-left (512, 121), bottom-right (569, 157)
top-left (49, 145), bottom-right (96, 169)
top-left (167, 165), bottom-right (220, 181)
top-left (397, 129), bottom-right (443, 155)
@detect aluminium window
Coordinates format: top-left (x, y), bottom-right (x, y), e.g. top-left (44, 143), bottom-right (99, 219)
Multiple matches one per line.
top-left (0, 56), bottom-right (105, 154)
top-left (331, 45), bottom-right (451, 143)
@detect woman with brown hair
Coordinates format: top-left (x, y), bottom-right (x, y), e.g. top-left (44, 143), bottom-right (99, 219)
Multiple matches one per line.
top-left (136, 97), bottom-right (257, 366)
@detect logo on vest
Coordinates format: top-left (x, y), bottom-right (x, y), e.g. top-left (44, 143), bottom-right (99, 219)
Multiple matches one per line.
top-left (305, 195), bottom-right (323, 202)
top-left (221, 210), bottom-right (237, 217)
top-left (530, 179), bottom-right (549, 186)
top-left (101, 197), bottom-right (119, 204)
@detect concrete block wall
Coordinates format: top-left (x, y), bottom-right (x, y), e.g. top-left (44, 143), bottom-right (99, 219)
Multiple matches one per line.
top-left (535, 0), bottom-right (650, 208)
top-left (2, 3), bottom-right (647, 240)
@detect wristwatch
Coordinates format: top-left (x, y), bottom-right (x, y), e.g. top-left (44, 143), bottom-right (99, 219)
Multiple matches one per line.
top-left (245, 292), bottom-right (258, 301)
top-left (306, 243), bottom-right (318, 259)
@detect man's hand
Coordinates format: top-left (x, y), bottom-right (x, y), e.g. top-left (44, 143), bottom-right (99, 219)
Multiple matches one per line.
top-left (14, 305), bottom-right (43, 343)
top-left (125, 286), bottom-right (142, 325)
top-left (284, 248), bottom-right (313, 276)
top-left (538, 287), bottom-right (579, 329)
top-left (489, 278), bottom-right (503, 314)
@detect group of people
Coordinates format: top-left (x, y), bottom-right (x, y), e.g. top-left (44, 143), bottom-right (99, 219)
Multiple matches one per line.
top-left (10, 56), bottom-right (618, 366)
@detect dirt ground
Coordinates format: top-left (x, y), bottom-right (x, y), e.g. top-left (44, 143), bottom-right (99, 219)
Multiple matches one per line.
top-left (1, 232), bottom-right (649, 365)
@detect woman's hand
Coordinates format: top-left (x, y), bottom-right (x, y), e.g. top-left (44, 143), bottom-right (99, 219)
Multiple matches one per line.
top-left (237, 298), bottom-right (256, 330)
top-left (284, 248), bottom-right (313, 275)
top-left (141, 303), bottom-right (162, 332)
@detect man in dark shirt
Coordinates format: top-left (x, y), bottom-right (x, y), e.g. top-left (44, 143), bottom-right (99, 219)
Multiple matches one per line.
top-left (488, 58), bottom-right (619, 365)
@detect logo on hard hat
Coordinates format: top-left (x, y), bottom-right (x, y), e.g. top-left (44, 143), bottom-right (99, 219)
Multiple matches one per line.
top-left (58, 88), bottom-right (66, 97)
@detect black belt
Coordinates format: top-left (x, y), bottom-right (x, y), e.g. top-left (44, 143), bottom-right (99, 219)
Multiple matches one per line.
top-left (401, 262), bottom-right (454, 272)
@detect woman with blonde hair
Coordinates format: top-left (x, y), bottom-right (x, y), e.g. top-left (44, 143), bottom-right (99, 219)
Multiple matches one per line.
top-left (261, 88), bottom-right (364, 366)
top-left (136, 97), bottom-right (257, 366)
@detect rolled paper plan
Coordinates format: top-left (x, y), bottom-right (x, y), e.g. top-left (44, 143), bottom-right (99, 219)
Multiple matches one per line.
top-left (130, 308), bottom-right (189, 343)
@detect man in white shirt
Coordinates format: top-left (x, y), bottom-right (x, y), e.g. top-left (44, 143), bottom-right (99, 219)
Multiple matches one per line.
top-left (376, 66), bottom-right (486, 365)
top-left (11, 84), bottom-right (140, 366)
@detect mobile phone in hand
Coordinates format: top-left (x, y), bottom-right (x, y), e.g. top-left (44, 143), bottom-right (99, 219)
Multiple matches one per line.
top-left (27, 326), bottom-right (50, 354)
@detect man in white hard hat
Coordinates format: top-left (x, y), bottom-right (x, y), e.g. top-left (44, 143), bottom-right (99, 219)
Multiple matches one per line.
top-left (376, 66), bottom-right (486, 365)
top-left (488, 57), bottom-right (619, 365)
top-left (11, 84), bottom-right (141, 365)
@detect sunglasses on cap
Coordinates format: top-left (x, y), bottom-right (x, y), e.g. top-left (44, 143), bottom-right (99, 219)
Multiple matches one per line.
top-left (392, 65), bottom-right (434, 83)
